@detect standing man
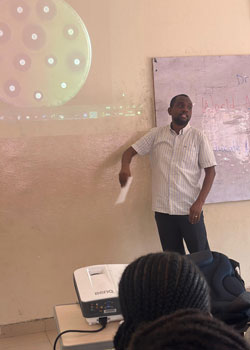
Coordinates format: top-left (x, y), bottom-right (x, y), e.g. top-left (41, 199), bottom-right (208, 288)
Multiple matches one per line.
top-left (119, 94), bottom-right (216, 254)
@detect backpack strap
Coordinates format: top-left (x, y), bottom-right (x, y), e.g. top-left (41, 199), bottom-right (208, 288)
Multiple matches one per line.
top-left (229, 258), bottom-right (245, 287)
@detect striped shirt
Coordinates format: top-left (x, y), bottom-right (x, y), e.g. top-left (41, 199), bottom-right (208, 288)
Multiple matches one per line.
top-left (132, 124), bottom-right (217, 215)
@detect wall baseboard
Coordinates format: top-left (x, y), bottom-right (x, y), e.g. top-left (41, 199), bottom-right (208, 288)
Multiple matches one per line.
top-left (0, 317), bottom-right (56, 339)
top-left (1, 290), bottom-right (250, 339)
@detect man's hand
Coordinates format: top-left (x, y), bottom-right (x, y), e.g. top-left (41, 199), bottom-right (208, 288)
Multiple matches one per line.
top-left (189, 200), bottom-right (203, 224)
top-left (189, 166), bottom-right (216, 224)
top-left (119, 147), bottom-right (137, 187)
top-left (119, 169), bottom-right (131, 187)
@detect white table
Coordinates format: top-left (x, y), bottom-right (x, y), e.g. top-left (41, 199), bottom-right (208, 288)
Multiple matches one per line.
top-left (54, 303), bottom-right (120, 350)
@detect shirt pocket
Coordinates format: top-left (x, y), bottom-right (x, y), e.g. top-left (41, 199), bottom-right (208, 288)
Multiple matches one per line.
top-left (179, 144), bottom-right (198, 169)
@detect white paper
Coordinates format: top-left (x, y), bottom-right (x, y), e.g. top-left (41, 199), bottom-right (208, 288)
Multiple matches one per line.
top-left (115, 177), bottom-right (133, 204)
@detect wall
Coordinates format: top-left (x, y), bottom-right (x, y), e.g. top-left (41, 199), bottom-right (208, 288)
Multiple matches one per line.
top-left (1, 0), bottom-right (250, 325)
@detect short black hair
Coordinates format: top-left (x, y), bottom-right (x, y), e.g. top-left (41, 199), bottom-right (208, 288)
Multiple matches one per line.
top-left (170, 94), bottom-right (190, 108)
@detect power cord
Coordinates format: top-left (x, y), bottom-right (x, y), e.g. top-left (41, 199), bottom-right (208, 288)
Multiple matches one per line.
top-left (53, 316), bottom-right (108, 350)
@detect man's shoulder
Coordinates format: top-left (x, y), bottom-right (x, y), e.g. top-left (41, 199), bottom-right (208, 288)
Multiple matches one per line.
top-left (142, 125), bottom-right (170, 137)
top-left (188, 127), bottom-right (212, 149)
top-left (188, 126), bottom-right (205, 138)
top-left (153, 125), bottom-right (170, 134)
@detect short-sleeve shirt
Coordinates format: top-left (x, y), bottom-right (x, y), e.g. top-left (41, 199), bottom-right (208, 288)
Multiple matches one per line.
top-left (132, 124), bottom-right (217, 215)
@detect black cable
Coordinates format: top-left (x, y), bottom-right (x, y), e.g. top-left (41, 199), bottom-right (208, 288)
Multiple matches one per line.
top-left (53, 316), bottom-right (108, 350)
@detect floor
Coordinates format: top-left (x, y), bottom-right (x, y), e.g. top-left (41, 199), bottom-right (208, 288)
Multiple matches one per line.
top-left (1, 324), bottom-right (250, 350)
top-left (0, 329), bottom-right (58, 350)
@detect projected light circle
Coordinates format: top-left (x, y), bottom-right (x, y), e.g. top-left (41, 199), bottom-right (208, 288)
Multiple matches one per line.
top-left (0, 0), bottom-right (92, 107)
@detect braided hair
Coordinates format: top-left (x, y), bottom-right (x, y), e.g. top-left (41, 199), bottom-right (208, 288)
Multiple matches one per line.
top-left (128, 309), bottom-right (250, 350)
top-left (114, 252), bottom-right (210, 350)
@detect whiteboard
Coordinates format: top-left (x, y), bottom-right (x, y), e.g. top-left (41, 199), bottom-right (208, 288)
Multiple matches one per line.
top-left (153, 55), bottom-right (250, 204)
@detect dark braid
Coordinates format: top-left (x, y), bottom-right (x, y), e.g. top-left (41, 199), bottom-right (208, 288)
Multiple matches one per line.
top-left (114, 252), bottom-right (210, 350)
top-left (128, 309), bottom-right (250, 350)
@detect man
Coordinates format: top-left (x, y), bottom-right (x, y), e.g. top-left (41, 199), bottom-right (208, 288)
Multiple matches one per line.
top-left (119, 94), bottom-right (216, 254)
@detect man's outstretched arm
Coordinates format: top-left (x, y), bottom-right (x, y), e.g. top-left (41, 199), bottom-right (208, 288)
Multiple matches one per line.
top-left (119, 147), bottom-right (138, 187)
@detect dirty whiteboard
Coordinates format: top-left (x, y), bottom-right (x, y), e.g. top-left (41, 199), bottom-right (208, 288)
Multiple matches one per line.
top-left (153, 55), bottom-right (250, 203)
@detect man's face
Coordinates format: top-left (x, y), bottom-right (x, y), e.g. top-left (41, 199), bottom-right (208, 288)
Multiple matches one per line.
top-left (168, 96), bottom-right (193, 126)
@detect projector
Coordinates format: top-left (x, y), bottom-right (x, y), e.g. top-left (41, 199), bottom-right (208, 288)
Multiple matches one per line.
top-left (73, 264), bottom-right (127, 325)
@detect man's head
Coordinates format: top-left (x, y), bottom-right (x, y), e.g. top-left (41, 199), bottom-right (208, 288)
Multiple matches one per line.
top-left (168, 94), bottom-right (193, 127)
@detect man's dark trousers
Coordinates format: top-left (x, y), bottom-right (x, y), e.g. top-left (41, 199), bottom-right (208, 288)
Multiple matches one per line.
top-left (155, 211), bottom-right (210, 255)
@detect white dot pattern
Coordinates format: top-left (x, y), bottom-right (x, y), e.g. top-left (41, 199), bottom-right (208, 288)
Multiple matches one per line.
top-left (48, 58), bottom-right (54, 64)
top-left (17, 6), bottom-right (24, 13)
top-left (31, 33), bottom-right (38, 40)
top-left (0, 0), bottom-right (91, 107)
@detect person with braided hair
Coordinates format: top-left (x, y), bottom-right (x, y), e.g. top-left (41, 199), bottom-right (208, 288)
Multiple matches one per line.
top-left (128, 309), bottom-right (250, 350)
top-left (113, 251), bottom-right (210, 350)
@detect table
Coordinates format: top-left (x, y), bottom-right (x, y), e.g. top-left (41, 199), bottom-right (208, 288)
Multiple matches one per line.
top-left (54, 303), bottom-right (120, 350)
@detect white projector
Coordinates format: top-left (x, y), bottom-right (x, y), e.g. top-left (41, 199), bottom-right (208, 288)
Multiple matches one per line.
top-left (73, 264), bottom-right (127, 325)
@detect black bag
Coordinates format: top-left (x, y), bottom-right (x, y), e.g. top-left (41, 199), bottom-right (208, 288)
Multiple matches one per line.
top-left (187, 250), bottom-right (250, 332)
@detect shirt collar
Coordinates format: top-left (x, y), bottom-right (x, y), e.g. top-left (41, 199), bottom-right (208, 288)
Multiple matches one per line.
top-left (169, 123), bottom-right (190, 135)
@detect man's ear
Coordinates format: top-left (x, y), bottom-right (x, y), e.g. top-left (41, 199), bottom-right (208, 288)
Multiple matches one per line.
top-left (168, 107), bottom-right (171, 115)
